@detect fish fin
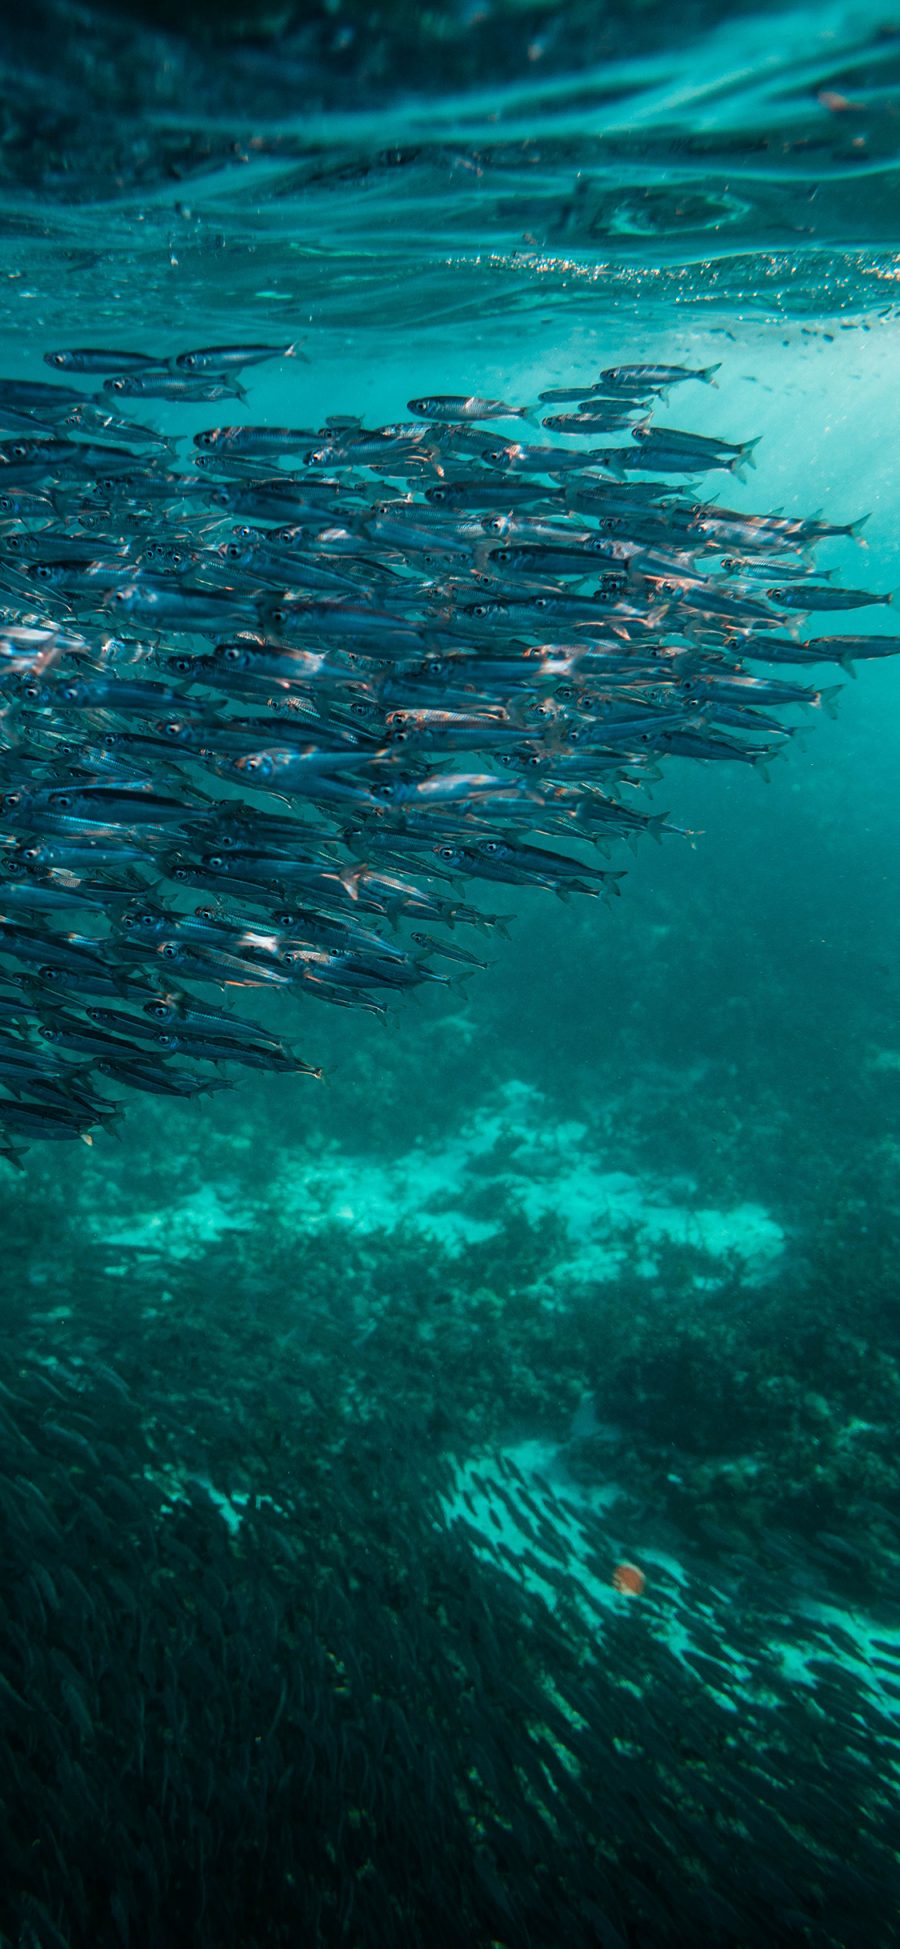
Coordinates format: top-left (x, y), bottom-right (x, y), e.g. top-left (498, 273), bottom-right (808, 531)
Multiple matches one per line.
top-left (702, 363), bottom-right (722, 385)
top-left (733, 435), bottom-right (762, 477)
top-left (338, 865), bottom-right (363, 900)
top-left (838, 654), bottom-right (857, 677)
top-left (819, 684), bottom-right (842, 719)
top-left (849, 512), bottom-right (870, 544)
top-left (0, 1142), bottom-right (26, 1171)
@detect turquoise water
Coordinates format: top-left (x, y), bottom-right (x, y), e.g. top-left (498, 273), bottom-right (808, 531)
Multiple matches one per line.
top-left (2, 3), bottom-right (900, 1945)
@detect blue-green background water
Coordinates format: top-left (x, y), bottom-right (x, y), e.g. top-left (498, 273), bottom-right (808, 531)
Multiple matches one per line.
top-left (2, 3), bottom-right (900, 1946)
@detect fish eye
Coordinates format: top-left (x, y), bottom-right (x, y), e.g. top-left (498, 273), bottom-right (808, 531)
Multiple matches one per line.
top-left (225, 543), bottom-right (242, 560)
top-left (50, 353), bottom-right (66, 367)
top-left (10, 444), bottom-right (28, 460)
top-left (269, 608), bottom-right (286, 626)
top-left (224, 645), bottom-right (242, 662)
top-left (493, 548), bottom-right (510, 564)
top-left (206, 854), bottom-right (225, 869)
top-left (159, 945), bottom-right (178, 960)
top-left (196, 431), bottom-right (215, 448)
top-left (438, 846), bottom-right (456, 861)
top-left (111, 377), bottom-right (128, 392)
top-left (534, 596), bottom-right (549, 609)
top-left (4, 794), bottom-right (19, 809)
top-left (52, 793), bottom-right (72, 809)
top-left (171, 655), bottom-right (193, 672)
top-left (156, 1028), bottom-right (178, 1043)
top-left (483, 840), bottom-right (499, 854)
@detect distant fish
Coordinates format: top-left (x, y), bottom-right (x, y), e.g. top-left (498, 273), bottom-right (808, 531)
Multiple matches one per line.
top-left (408, 395), bottom-right (532, 423)
top-left (611, 1562), bottom-right (646, 1596)
top-left (175, 342), bottom-right (298, 371)
top-left (766, 584), bottom-right (892, 610)
top-left (601, 363), bottom-right (721, 388)
top-left (44, 348), bottom-right (164, 373)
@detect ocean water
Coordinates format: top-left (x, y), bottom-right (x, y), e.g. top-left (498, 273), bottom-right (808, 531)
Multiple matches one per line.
top-left (2, 3), bottom-right (900, 1946)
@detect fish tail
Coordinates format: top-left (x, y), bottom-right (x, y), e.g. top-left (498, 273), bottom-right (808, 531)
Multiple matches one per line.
top-left (733, 435), bottom-right (762, 478)
top-left (819, 684), bottom-right (843, 719)
top-left (702, 363), bottom-right (722, 385)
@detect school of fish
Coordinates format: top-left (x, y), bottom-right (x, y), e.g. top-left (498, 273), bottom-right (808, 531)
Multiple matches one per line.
top-left (0, 341), bottom-right (894, 1155)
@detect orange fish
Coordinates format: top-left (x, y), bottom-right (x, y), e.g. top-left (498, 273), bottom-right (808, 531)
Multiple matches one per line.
top-left (612, 1561), bottom-right (646, 1597)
